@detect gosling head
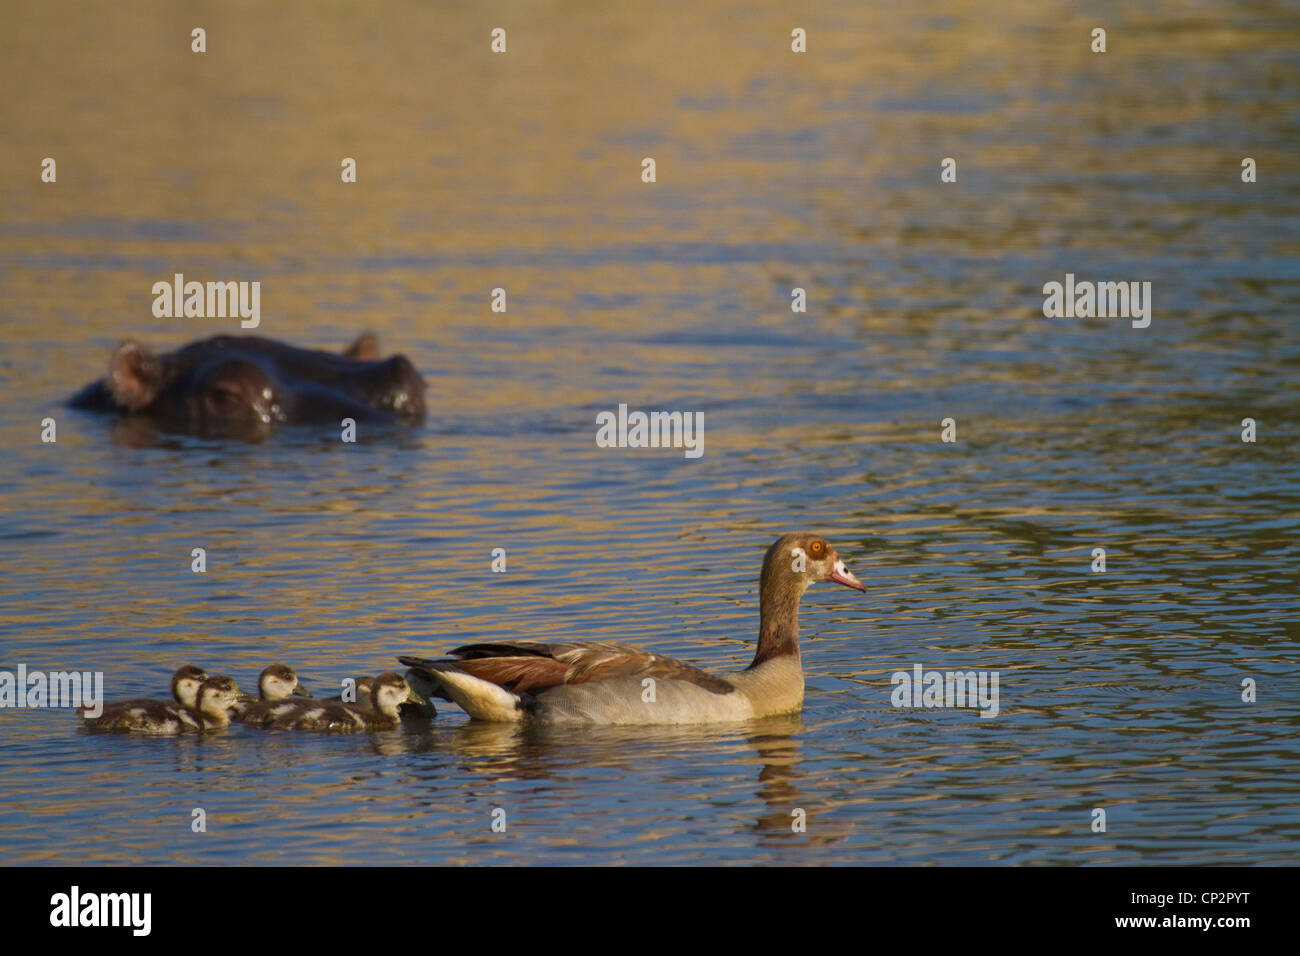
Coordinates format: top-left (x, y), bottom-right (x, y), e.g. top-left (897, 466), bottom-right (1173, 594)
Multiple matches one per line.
top-left (369, 672), bottom-right (411, 718)
top-left (171, 665), bottom-right (210, 708)
top-left (258, 664), bottom-right (310, 702)
top-left (195, 676), bottom-right (242, 721)
top-left (403, 667), bottom-right (443, 705)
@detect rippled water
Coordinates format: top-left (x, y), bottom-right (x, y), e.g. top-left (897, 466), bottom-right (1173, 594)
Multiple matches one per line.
top-left (1, 0), bottom-right (1298, 865)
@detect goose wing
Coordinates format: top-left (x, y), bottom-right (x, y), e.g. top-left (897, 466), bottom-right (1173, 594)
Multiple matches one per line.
top-left (399, 641), bottom-right (735, 696)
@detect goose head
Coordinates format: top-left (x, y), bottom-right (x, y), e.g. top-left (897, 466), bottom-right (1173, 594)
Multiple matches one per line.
top-left (762, 533), bottom-right (865, 596)
top-left (753, 533), bottom-right (864, 666)
top-left (171, 665), bottom-right (210, 708)
top-left (369, 672), bottom-right (412, 718)
top-left (257, 664), bottom-right (311, 702)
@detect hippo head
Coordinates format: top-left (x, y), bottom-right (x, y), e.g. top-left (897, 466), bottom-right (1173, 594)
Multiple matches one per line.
top-left (78, 333), bottom-right (427, 439)
top-left (106, 343), bottom-right (280, 437)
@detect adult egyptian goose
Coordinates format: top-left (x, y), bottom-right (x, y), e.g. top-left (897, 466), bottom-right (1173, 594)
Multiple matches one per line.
top-left (398, 532), bottom-right (865, 725)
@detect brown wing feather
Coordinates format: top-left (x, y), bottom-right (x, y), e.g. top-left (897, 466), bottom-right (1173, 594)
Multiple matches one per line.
top-left (455, 656), bottom-right (572, 694)
top-left (438, 640), bottom-right (736, 695)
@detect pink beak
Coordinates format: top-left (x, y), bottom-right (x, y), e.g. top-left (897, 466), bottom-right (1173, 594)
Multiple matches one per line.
top-left (826, 552), bottom-right (866, 592)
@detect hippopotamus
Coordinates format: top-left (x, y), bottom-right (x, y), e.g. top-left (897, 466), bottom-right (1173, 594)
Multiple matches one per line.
top-left (70, 333), bottom-right (426, 438)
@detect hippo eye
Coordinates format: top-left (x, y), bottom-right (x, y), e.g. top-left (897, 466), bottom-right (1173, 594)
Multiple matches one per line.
top-left (809, 540), bottom-right (826, 558)
top-left (206, 385), bottom-right (243, 409)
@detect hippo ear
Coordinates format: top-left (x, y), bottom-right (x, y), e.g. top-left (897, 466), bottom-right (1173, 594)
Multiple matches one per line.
top-left (107, 341), bottom-right (163, 411)
top-left (343, 332), bottom-right (381, 361)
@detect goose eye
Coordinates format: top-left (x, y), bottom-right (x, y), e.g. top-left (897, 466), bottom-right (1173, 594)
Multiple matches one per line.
top-left (810, 540), bottom-right (825, 557)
